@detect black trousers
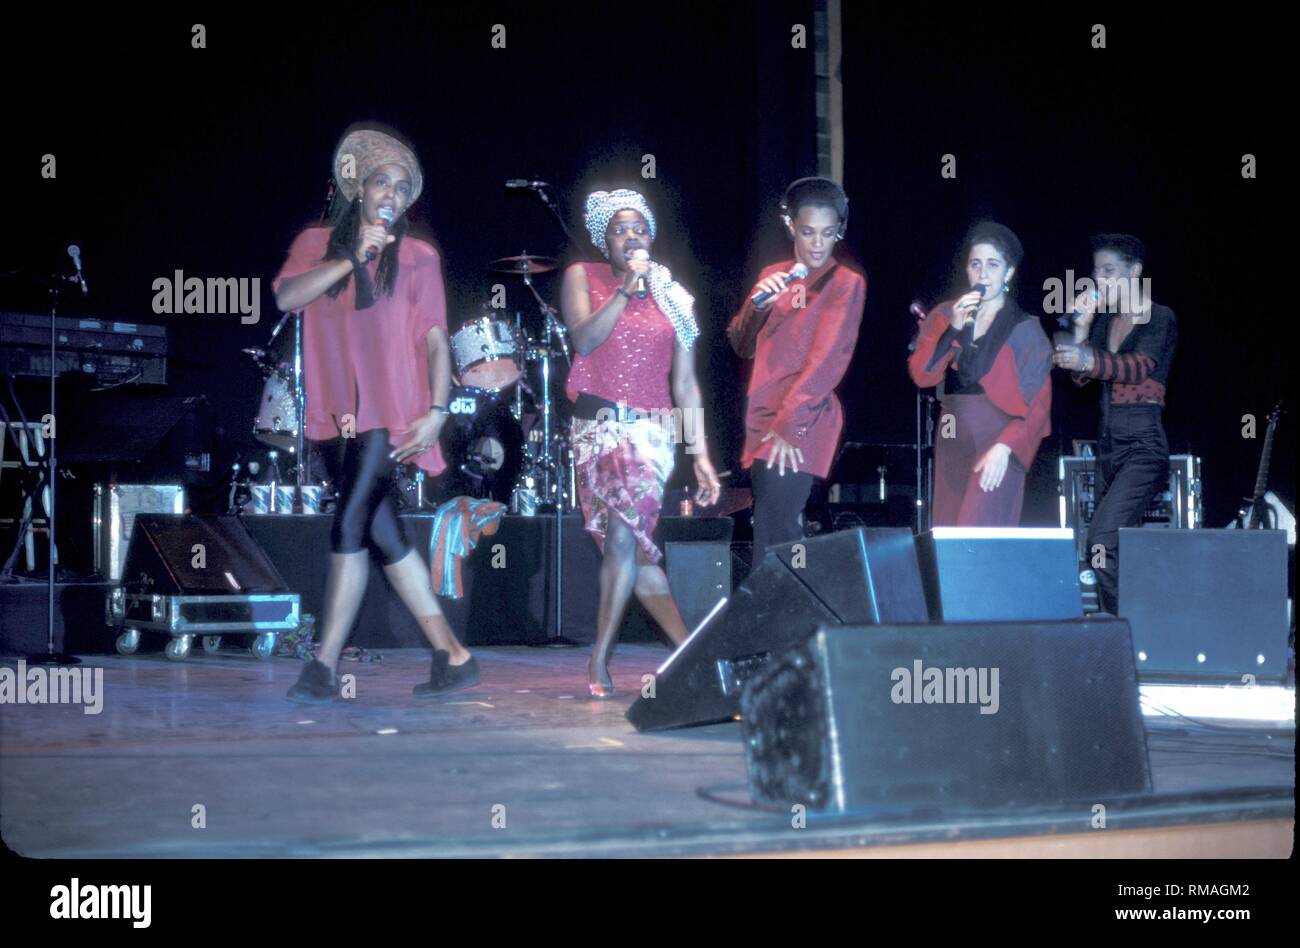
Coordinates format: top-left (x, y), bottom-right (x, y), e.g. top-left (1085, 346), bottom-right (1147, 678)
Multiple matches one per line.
top-left (318, 428), bottom-right (411, 565)
top-left (750, 463), bottom-right (816, 557)
top-left (1086, 404), bottom-right (1169, 614)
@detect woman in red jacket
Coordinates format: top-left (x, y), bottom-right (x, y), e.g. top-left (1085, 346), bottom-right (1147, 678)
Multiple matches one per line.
top-left (727, 177), bottom-right (866, 554)
top-left (908, 222), bottom-right (1051, 526)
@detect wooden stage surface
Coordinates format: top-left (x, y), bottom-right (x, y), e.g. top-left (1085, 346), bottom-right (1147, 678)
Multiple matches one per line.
top-left (1, 646), bottom-right (1293, 859)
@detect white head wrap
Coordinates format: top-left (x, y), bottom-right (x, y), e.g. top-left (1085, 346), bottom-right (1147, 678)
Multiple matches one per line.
top-left (583, 189), bottom-right (699, 350)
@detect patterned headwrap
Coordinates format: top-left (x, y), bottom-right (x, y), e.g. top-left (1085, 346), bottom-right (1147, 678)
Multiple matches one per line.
top-left (583, 189), bottom-right (699, 350)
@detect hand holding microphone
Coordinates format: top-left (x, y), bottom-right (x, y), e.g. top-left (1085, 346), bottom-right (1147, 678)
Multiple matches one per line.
top-left (751, 263), bottom-right (809, 309)
top-left (1068, 289), bottom-right (1099, 330)
top-left (622, 248), bottom-right (651, 299)
top-left (356, 206), bottom-right (396, 263)
top-left (950, 285), bottom-right (986, 330)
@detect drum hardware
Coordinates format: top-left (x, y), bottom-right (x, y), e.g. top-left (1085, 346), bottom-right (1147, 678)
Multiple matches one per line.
top-left (486, 253), bottom-right (561, 275)
top-left (244, 309), bottom-right (312, 493)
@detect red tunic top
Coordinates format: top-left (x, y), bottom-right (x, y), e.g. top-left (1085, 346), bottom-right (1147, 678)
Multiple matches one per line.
top-left (272, 226), bottom-right (447, 475)
top-left (727, 259), bottom-right (866, 479)
top-left (564, 262), bottom-right (676, 411)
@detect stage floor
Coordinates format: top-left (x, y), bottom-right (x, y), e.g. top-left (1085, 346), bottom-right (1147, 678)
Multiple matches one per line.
top-left (1, 646), bottom-right (1293, 858)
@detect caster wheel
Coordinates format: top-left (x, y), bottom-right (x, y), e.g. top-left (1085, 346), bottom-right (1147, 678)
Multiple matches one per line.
top-left (202, 635), bottom-right (223, 655)
top-left (250, 633), bottom-right (277, 661)
top-left (165, 636), bottom-right (193, 662)
top-left (115, 629), bottom-right (141, 656)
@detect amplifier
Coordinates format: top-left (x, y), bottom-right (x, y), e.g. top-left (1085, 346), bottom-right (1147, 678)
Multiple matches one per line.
top-left (1059, 454), bottom-right (1201, 565)
top-left (93, 484), bottom-right (187, 581)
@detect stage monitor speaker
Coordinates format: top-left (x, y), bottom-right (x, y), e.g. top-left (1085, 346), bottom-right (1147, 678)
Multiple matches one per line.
top-left (664, 541), bottom-right (731, 635)
top-left (916, 527), bottom-right (1082, 622)
top-left (1119, 528), bottom-right (1290, 680)
top-left (626, 527), bottom-right (928, 732)
top-left (741, 618), bottom-right (1151, 812)
top-left (121, 514), bottom-right (290, 595)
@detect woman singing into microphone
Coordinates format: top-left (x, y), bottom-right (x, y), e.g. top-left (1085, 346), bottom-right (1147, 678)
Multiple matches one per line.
top-left (560, 188), bottom-right (722, 698)
top-left (908, 222), bottom-right (1052, 525)
top-left (273, 123), bottom-right (478, 702)
top-left (727, 177), bottom-right (866, 554)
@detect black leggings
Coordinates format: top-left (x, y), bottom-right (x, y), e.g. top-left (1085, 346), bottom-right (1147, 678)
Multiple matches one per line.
top-left (319, 428), bottom-right (411, 565)
top-left (750, 463), bottom-right (816, 557)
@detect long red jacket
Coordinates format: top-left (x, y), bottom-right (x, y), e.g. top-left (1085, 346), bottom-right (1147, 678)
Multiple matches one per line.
top-left (727, 259), bottom-right (866, 479)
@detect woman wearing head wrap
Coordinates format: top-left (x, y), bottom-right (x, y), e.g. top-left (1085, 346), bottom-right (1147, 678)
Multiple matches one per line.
top-left (727, 177), bottom-right (866, 555)
top-left (561, 188), bottom-right (722, 698)
top-left (908, 222), bottom-right (1052, 525)
top-left (273, 122), bottom-right (478, 702)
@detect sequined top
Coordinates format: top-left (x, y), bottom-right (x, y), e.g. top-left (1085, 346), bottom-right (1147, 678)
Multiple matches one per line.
top-left (565, 262), bottom-right (676, 412)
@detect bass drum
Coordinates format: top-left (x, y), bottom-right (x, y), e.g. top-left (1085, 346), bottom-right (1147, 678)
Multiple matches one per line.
top-left (434, 386), bottom-right (524, 504)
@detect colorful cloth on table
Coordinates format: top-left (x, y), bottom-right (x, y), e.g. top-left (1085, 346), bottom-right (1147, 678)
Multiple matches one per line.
top-left (428, 496), bottom-right (507, 598)
top-left (571, 414), bottom-right (675, 564)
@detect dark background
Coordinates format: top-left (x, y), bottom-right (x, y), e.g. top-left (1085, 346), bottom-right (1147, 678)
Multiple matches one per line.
top-left (3, 2), bottom-right (1288, 537)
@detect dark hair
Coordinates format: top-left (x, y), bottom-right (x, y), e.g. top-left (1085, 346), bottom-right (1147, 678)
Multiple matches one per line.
top-left (322, 183), bottom-right (408, 300)
top-left (962, 221), bottom-right (1024, 272)
top-left (1090, 233), bottom-right (1146, 268)
top-left (781, 176), bottom-right (850, 231)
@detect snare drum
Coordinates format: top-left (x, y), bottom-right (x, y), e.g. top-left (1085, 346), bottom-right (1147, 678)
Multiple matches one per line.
top-left (451, 317), bottom-right (523, 391)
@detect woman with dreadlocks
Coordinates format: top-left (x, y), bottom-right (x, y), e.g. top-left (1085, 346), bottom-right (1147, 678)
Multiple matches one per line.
top-left (273, 123), bottom-right (478, 703)
top-left (561, 188), bottom-right (722, 698)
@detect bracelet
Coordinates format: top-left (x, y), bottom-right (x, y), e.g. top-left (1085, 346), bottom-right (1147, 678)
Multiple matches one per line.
top-left (616, 287), bottom-right (633, 300)
top-left (429, 404), bottom-right (448, 415)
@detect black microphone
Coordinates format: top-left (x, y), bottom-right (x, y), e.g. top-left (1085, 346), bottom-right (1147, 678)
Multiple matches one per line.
top-left (365, 206), bottom-right (394, 261)
top-left (67, 245), bottom-right (88, 295)
top-left (630, 249), bottom-right (650, 299)
top-left (962, 284), bottom-right (986, 327)
top-left (505, 179), bottom-right (551, 190)
top-left (1060, 289), bottom-right (1100, 330)
top-left (751, 263), bottom-right (809, 305)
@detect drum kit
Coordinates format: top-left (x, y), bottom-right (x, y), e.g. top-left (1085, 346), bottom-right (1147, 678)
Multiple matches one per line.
top-left (241, 251), bottom-right (577, 515)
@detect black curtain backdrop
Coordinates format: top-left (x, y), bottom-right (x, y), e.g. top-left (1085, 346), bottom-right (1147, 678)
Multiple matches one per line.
top-left (6, 2), bottom-right (1288, 529)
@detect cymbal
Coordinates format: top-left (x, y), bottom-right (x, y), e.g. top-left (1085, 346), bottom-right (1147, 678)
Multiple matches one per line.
top-left (488, 254), bottom-right (560, 275)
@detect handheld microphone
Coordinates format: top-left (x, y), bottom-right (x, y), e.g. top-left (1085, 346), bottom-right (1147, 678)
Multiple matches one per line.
top-left (962, 285), bottom-right (986, 327)
top-left (1061, 289), bottom-right (1100, 329)
top-left (630, 248), bottom-right (650, 299)
top-left (67, 245), bottom-right (88, 295)
top-left (906, 300), bottom-right (927, 353)
top-left (505, 179), bottom-right (551, 190)
top-left (366, 206), bottom-right (395, 261)
top-left (751, 263), bottom-right (809, 305)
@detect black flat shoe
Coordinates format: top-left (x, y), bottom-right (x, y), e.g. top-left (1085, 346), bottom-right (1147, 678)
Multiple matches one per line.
top-left (287, 658), bottom-right (339, 704)
top-left (413, 653), bottom-right (480, 699)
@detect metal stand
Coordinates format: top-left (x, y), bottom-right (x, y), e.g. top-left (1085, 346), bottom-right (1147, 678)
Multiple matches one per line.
top-left (24, 274), bottom-right (80, 665)
top-left (915, 390), bottom-right (936, 534)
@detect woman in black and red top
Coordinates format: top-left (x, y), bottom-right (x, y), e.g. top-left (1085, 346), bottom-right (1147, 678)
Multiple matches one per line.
top-left (1053, 233), bottom-right (1177, 615)
top-left (909, 222), bottom-right (1052, 525)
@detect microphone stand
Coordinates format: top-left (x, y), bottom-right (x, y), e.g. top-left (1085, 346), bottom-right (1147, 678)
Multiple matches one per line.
top-left (517, 253), bottom-right (579, 649)
top-left (25, 269), bottom-right (80, 665)
top-left (532, 185), bottom-right (600, 263)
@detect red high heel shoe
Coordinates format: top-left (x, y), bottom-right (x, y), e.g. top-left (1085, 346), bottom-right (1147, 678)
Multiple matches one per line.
top-left (587, 664), bottom-right (615, 699)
